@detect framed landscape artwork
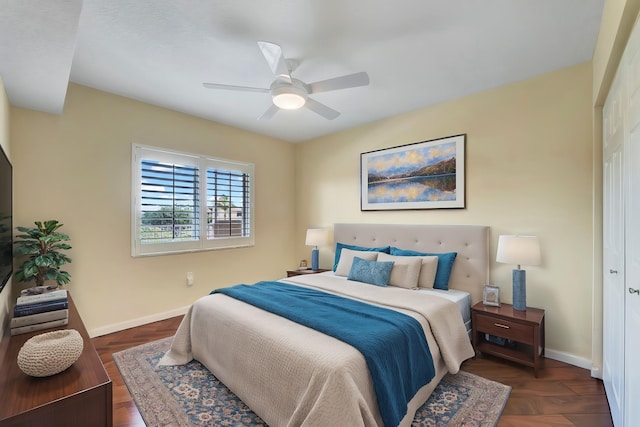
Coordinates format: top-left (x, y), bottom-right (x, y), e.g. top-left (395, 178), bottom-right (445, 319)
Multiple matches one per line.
top-left (360, 134), bottom-right (466, 210)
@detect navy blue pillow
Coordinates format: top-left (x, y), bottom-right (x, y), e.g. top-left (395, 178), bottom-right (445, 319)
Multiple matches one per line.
top-left (333, 243), bottom-right (391, 271)
top-left (348, 257), bottom-right (394, 287)
top-left (389, 247), bottom-right (457, 290)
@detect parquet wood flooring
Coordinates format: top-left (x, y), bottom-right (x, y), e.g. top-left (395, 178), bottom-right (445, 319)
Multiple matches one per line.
top-left (93, 316), bottom-right (613, 427)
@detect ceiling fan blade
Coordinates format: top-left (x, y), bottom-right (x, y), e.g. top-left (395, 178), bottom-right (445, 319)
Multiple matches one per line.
top-left (308, 71), bottom-right (370, 94)
top-left (257, 41), bottom-right (291, 82)
top-left (203, 82), bottom-right (270, 93)
top-left (258, 104), bottom-right (279, 120)
top-left (305, 98), bottom-right (340, 120)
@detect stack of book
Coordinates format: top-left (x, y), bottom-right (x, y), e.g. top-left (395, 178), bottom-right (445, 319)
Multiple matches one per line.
top-left (10, 289), bottom-right (69, 336)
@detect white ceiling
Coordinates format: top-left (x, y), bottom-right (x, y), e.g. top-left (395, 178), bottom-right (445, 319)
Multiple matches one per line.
top-left (1, 0), bottom-right (605, 143)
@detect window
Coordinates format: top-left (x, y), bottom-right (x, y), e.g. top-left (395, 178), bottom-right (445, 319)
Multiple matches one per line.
top-left (132, 145), bottom-right (254, 257)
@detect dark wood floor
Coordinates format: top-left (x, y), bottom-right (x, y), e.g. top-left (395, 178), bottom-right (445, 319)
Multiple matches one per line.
top-left (92, 316), bottom-right (183, 427)
top-left (92, 316), bottom-right (613, 427)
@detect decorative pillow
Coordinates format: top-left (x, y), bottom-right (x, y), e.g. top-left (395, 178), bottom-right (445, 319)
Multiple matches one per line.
top-left (333, 243), bottom-right (391, 271)
top-left (389, 247), bottom-right (457, 290)
top-left (377, 253), bottom-right (423, 289)
top-left (415, 256), bottom-right (439, 289)
top-left (348, 257), bottom-right (394, 287)
top-left (335, 249), bottom-right (381, 277)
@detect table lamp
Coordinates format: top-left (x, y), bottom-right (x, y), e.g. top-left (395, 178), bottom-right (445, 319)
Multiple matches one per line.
top-left (305, 228), bottom-right (328, 271)
top-left (496, 235), bottom-right (541, 311)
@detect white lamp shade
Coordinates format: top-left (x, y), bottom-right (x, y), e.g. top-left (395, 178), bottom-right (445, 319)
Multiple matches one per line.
top-left (305, 228), bottom-right (328, 247)
top-left (496, 235), bottom-right (541, 267)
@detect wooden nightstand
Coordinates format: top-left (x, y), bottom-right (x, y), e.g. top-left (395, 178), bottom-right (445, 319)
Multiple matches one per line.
top-left (286, 269), bottom-right (330, 277)
top-left (471, 302), bottom-right (545, 377)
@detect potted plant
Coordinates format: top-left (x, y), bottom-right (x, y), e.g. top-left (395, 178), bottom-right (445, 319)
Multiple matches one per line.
top-left (14, 220), bottom-right (72, 289)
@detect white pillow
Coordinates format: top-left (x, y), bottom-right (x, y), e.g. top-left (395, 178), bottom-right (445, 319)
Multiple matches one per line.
top-left (335, 249), bottom-right (380, 276)
top-left (377, 253), bottom-right (423, 289)
top-left (417, 256), bottom-right (439, 288)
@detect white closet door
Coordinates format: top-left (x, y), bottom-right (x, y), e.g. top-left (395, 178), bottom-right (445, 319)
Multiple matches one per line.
top-left (624, 18), bottom-right (640, 426)
top-left (603, 69), bottom-right (625, 427)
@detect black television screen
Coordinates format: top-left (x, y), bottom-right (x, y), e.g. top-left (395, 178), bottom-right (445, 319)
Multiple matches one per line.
top-left (0, 144), bottom-right (11, 294)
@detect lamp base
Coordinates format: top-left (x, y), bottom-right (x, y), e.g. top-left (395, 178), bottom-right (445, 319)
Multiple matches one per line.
top-left (512, 269), bottom-right (526, 311)
top-left (311, 248), bottom-right (319, 271)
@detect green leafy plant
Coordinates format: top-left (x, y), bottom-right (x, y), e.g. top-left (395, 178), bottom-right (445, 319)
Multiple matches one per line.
top-left (14, 220), bottom-right (72, 287)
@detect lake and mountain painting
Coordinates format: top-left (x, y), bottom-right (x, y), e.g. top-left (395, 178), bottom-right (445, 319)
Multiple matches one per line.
top-left (360, 134), bottom-right (465, 210)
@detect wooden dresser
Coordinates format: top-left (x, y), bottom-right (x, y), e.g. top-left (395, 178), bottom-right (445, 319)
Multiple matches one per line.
top-left (0, 294), bottom-right (112, 427)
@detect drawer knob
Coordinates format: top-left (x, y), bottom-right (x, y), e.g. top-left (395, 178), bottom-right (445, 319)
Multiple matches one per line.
top-left (494, 323), bottom-right (510, 329)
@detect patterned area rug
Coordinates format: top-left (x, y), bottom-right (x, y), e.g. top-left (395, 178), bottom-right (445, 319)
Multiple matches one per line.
top-left (114, 337), bottom-right (510, 427)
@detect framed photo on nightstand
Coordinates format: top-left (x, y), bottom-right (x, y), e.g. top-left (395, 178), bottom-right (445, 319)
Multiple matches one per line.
top-left (483, 284), bottom-right (501, 306)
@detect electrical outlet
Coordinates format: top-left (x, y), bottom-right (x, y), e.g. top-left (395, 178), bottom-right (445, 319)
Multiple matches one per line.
top-left (186, 272), bottom-right (194, 286)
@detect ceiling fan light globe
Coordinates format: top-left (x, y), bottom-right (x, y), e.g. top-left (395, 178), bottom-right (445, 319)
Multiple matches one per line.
top-left (273, 92), bottom-right (306, 109)
top-left (271, 83), bottom-right (307, 110)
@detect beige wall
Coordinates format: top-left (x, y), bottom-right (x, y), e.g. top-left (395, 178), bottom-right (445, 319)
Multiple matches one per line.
top-left (10, 83), bottom-right (296, 335)
top-left (294, 63), bottom-right (594, 362)
top-left (0, 76), bottom-right (11, 333)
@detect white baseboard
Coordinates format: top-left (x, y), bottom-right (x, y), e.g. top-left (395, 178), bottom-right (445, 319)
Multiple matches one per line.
top-left (591, 366), bottom-right (603, 379)
top-left (545, 348), bottom-right (594, 371)
top-left (88, 305), bottom-right (190, 338)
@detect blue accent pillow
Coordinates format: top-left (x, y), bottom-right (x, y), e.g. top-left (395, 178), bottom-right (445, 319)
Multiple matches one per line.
top-left (348, 257), bottom-right (395, 287)
top-left (389, 247), bottom-right (457, 290)
top-left (333, 243), bottom-right (391, 271)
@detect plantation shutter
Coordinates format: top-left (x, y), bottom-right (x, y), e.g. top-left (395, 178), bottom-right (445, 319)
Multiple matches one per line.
top-left (206, 168), bottom-right (250, 239)
top-left (132, 145), bottom-right (254, 257)
top-left (140, 160), bottom-right (200, 243)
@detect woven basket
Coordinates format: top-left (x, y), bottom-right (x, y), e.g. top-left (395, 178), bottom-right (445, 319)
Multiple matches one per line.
top-left (17, 329), bottom-right (84, 377)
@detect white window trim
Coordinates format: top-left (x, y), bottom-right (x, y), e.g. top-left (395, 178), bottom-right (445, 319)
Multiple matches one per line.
top-left (131, 144), bottom-right (255, 257)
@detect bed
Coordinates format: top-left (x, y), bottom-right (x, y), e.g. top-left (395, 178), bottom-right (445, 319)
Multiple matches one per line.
top-left (160, 223), bottom-right (489, 427)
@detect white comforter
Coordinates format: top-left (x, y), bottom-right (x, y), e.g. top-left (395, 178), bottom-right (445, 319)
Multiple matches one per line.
top-left (160, 273), bottom-right (474, 427)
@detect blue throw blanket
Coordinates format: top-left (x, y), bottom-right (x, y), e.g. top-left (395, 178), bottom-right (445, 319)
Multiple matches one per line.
top-left (213, 281), bottom-right (435, 427)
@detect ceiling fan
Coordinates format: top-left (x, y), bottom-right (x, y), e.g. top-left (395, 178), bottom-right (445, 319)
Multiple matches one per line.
top-left (203, 41), bottom-right (370, 120)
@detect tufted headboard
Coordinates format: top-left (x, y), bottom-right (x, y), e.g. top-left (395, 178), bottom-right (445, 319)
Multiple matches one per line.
top-left (333, 223), bottom-right (490, 305)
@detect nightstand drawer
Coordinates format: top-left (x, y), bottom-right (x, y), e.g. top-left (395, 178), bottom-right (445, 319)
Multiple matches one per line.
top-left (474, 315), bottom-right (533, 343)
